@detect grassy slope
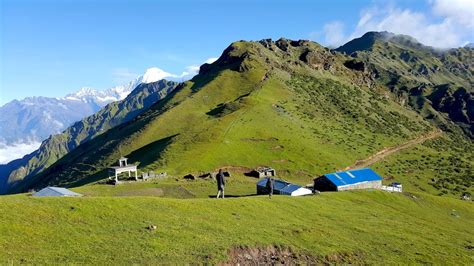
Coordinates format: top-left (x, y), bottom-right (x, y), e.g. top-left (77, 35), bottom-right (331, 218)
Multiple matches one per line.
top-left (0, 191), bottom-right (472, 264)
top-left (373, 134), bottom-right (474, 198)
top-left (337, 32), bottom-right (472, 88)
top-left (22, 40), bottom-right (433, 194)
top-left (338, 33), bottom-right (473, 138)
top-left (335, 33), bottom-right (474, 198)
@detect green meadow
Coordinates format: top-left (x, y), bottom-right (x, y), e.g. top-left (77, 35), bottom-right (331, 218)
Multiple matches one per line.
top-left (0, 187), bottom-right (472, 264)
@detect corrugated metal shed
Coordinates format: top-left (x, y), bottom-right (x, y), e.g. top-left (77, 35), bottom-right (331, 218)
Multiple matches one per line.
top-left (32, 187), bottom-right (82, 197)
top-left (257, 178), bottom-right (312, 196)
top-left (324, 168), bottom-right (382, 187)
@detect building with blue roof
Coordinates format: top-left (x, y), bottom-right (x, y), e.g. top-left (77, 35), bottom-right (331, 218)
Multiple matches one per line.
top-left (257, 178), bottom-right (312, 196)
top-left (313, 168), bottom-right (383, 191)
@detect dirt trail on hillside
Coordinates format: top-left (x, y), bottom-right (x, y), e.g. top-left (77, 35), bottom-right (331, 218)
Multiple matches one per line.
top-left (342, 129), bottom-right (443, 171)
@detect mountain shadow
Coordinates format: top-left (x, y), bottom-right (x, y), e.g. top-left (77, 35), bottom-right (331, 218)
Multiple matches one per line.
top-left (126, 134), bottom-right (178, 169)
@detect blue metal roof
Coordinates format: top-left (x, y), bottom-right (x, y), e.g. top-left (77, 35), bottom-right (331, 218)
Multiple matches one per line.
top-left (257, 178), bottom-right (302, 194)
top-left (323, 168), bottom-right (382, 187)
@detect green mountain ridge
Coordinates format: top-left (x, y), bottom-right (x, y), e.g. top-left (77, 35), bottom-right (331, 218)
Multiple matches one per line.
top-left (4, 32), bottom-right (473, 199)
top-left (336, 31), bottom-right (473, 138)
top-left (0, 79), bottom-right (177, 194)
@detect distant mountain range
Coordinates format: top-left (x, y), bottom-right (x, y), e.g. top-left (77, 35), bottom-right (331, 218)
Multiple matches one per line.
top-left (0, 83), bottom-right (135, 144)
top-left (0, 67), bottom-right (183, 164)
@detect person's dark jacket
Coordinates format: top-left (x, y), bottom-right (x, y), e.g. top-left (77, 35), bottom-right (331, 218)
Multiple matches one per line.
top-left (266, 178), bottom-right (274, 194)
top-left (217, 172), bottom-right (225, 190)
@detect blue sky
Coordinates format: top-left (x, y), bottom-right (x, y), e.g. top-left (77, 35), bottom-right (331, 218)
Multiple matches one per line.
top-left (1, 0), bottom-right (472, 105)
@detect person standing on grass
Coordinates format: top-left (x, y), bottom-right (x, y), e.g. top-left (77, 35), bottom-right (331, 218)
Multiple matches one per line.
top-left (266, 177), bottom-right (274, 199)
top-left (216, 169), bottom-right (225, 199)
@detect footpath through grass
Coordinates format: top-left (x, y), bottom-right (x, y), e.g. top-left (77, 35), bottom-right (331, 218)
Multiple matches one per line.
top-left (0, 191), bottom-right (472, 264)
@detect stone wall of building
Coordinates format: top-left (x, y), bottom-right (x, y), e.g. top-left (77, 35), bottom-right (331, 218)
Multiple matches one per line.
top-left (337, 180), bottom-right (382, 191)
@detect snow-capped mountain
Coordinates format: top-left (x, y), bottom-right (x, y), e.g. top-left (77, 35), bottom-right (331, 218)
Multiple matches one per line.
top-left (0, 79), bottom-right (139, 146)
top-left (139, 67), bottom-right (176, 84)
top-left (62, 78), bottom-right (140, 103)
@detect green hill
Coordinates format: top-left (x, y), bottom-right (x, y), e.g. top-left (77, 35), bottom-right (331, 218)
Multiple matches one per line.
top-left (9, 35), bottom-right (473, 199)
top-left (17, 38), bottom-right (434, 190)
top-left (0, 191), bottom-right (472, 264)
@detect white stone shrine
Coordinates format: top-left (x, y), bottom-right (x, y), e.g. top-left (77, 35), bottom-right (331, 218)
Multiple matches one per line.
top-left (108, 157), bottom-right (138, 182)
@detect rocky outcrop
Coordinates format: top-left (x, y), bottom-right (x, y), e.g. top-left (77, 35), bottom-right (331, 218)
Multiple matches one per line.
top-left (343, 60), bottom-right (366, 72)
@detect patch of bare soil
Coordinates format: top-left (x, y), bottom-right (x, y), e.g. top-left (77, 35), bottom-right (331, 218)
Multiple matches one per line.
top-left (403, 192), bottom-right (421, 200)
top-left (272, 159), bottom-right (289, 163)
top-left (215, 166), bottom-right (253, 173)
top-left (271, 145), bottom-right (284, 150)
top-left (222, 245), bottom-right (365, 265)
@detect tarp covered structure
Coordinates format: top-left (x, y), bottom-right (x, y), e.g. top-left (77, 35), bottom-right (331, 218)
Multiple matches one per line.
top-left (32, 187), bottom-right (83, 197)
top-left (257, 178), bottom-right (312, 196)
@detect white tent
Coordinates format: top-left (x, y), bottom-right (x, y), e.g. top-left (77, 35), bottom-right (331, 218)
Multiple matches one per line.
top-left (288, 186), bottom-right (313, 196)
top-left (32, 187), bottom-right (82, 197)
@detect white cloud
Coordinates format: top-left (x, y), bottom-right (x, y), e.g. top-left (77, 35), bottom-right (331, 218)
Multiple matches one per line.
top-left (169, 57), bottom-right (219, 81)
top-left (319, 1), bottom-right (473, 48)
top-left (323, 21), bottom-right (346, 47)
top-left (350, 6), bottom-right (465, 48)
top-left (116, 57), bottom-right (219, 84)
top-left (431, 0), bottom-right (474, 28)
top-left (0, 142), bottom-right (41, 164)
top-left (176, 65), bottom-right (200, 81)
top-left (175, 57), bottom-right (218, 80)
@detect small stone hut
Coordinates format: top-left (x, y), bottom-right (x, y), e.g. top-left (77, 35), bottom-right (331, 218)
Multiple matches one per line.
top-left (251, 167), bottom-right (276, 178)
